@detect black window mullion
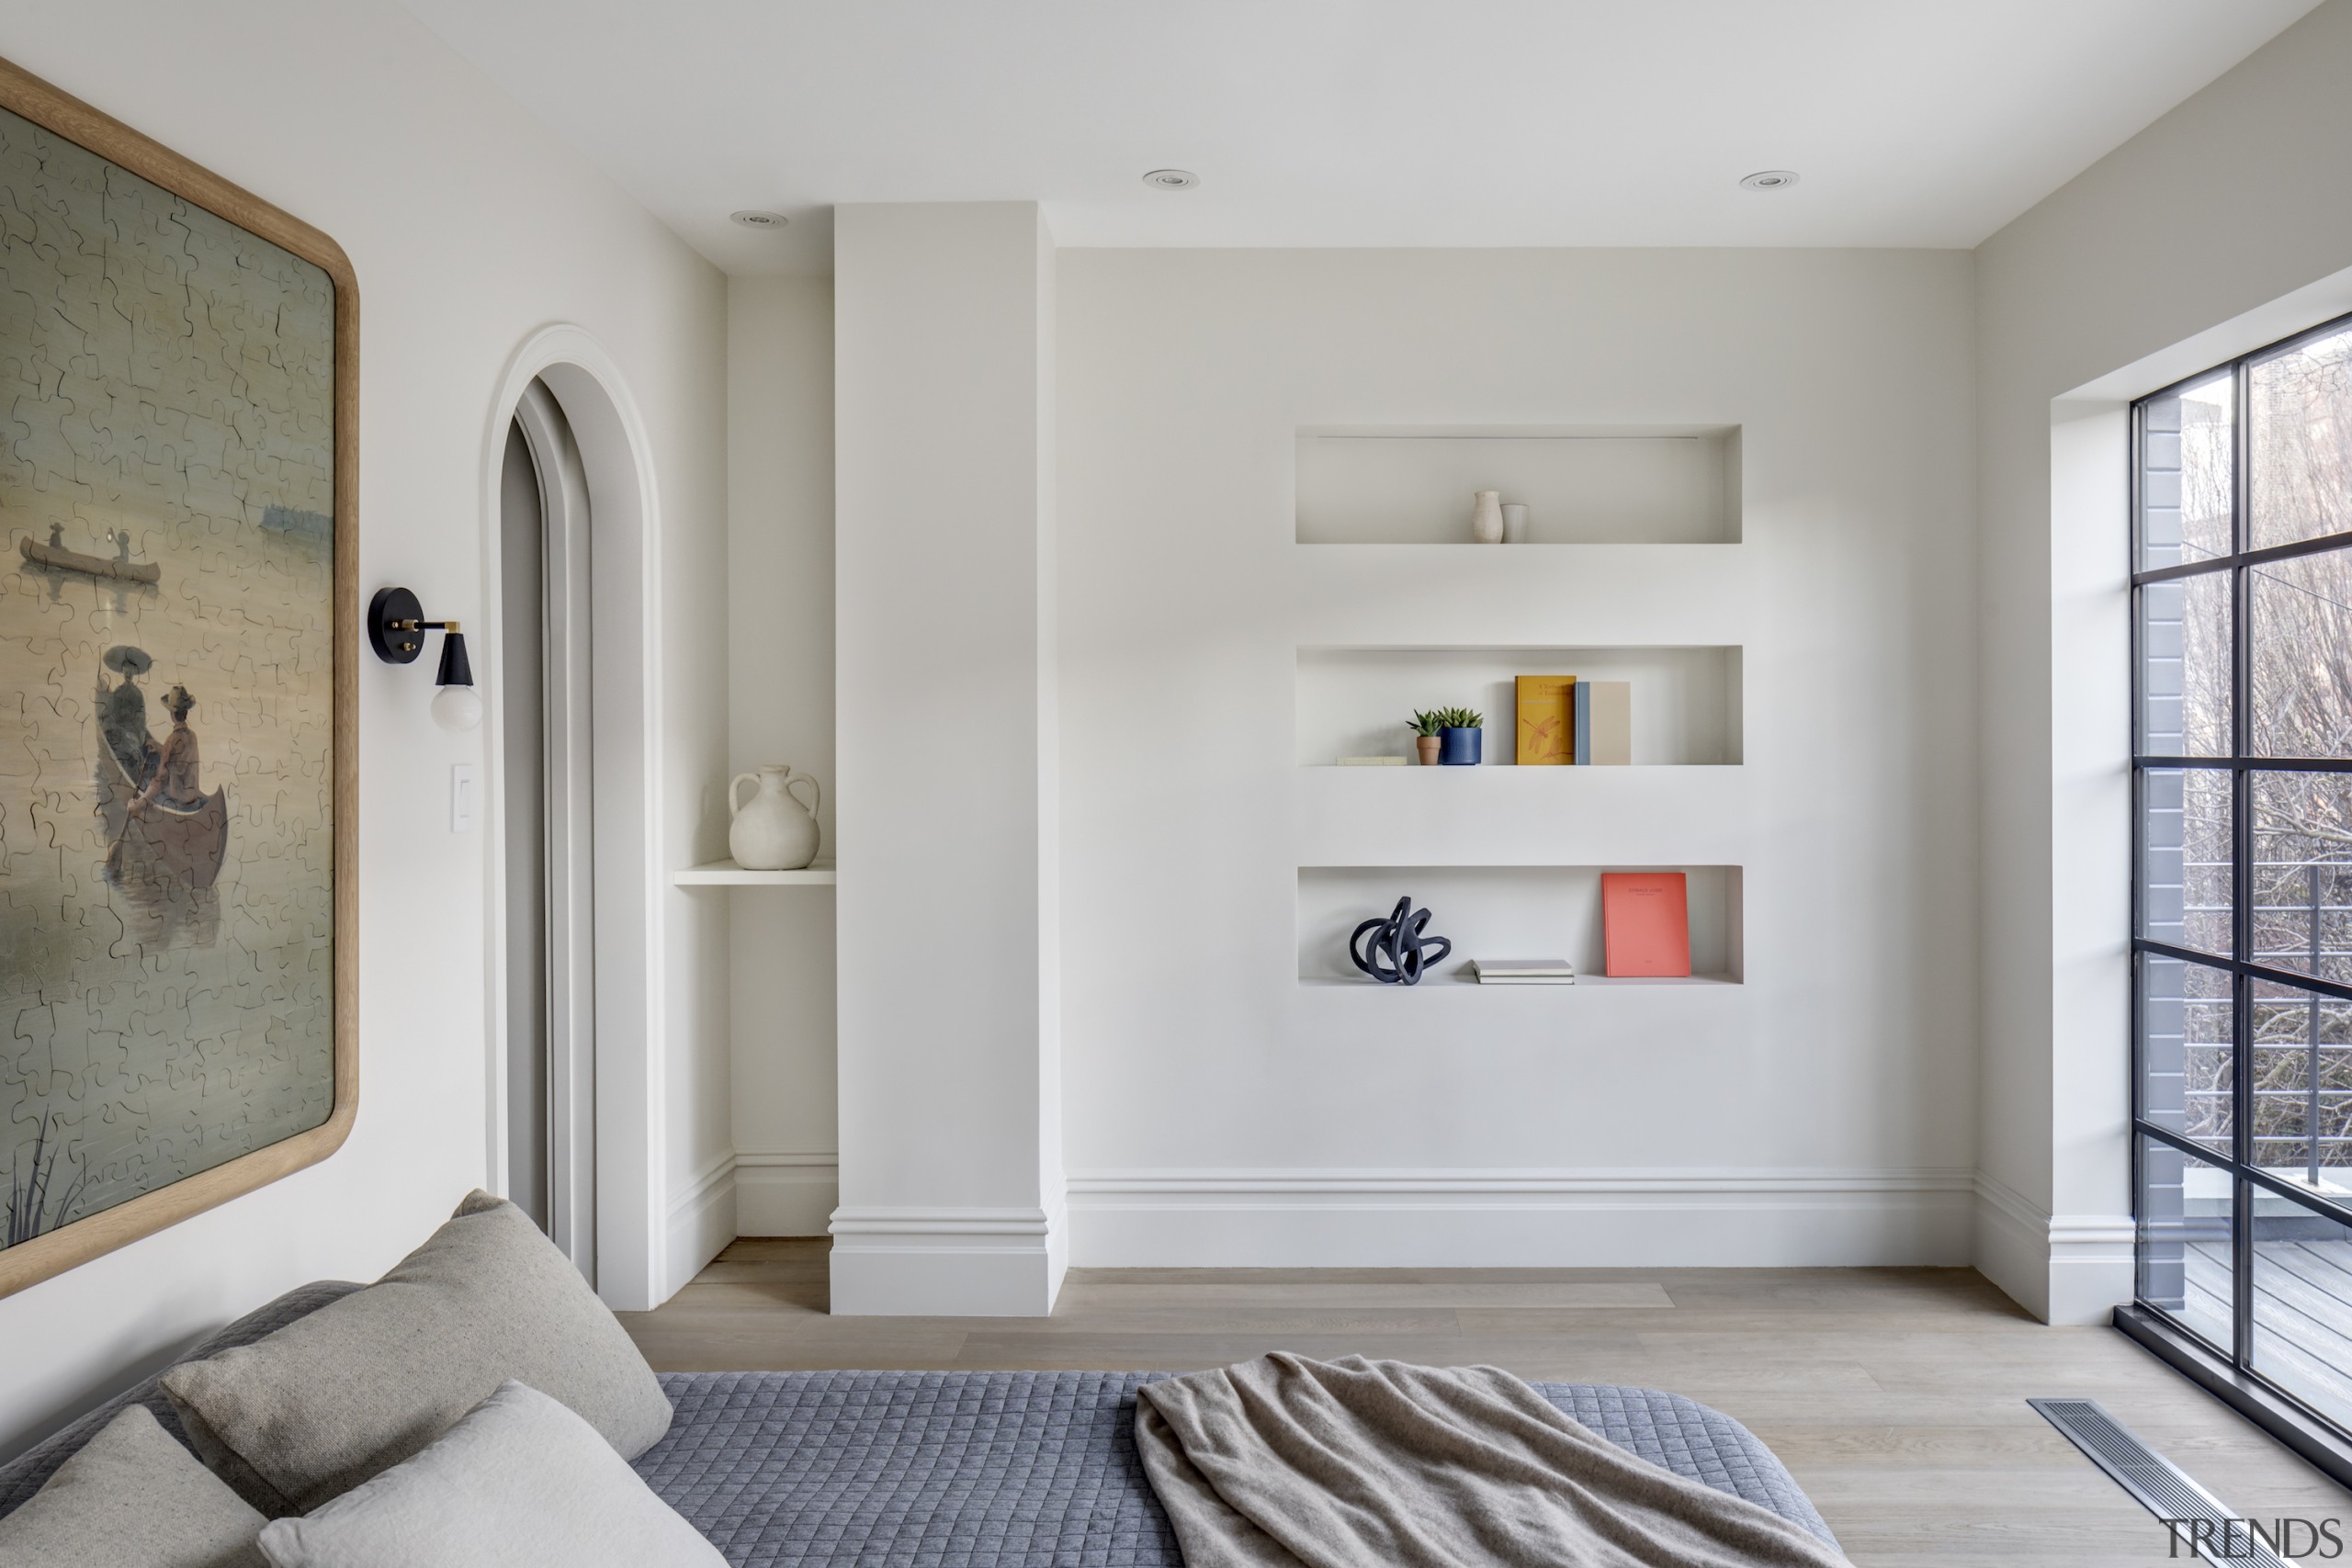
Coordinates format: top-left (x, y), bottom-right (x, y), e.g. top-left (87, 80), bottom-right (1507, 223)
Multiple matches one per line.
top-left (2132, 939), bottom-right (2352, 1007)
top-left (2236, 1149), bottom-right (2352, 1231)
top-left (2131, 400), bottom-right (2148, 1182)
top-left (2134, 1122), bottom-right (2352, 1243)
top-left (2231, 358), bottom-right (2256, 1371)
top-left (2132, 526), bottom-right (2352, 589)
top-left (2137, 756), bottom-right (2352, 773)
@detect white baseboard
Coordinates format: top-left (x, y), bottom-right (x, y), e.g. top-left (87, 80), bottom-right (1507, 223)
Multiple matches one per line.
top-left (1971, 1171), bottom-right (2133, 1325)
top-left (695, 1157), bottom-right (2134, 1320)
top-left (2048, 1212), bottom-right (2137, 1326)
top-left (1972, 1170), bottom-right (2052, 1317)
top-left (662, 1149), bottom-right (737, 1302)
top-left (828, 1203), bottom-right (1067, 1316)
top-left (1065, 1168), bottom-right (1977, 1268)
top-left (736, 1152), bottom-right (839, 1237)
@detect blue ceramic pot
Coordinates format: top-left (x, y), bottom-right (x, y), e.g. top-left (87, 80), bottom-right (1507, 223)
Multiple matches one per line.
top-left (1439, 727), bottom-right (1482, 765)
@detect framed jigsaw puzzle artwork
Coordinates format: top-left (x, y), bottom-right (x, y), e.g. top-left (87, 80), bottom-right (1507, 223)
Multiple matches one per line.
top-left (0, 57), bottom-right (357, 1298)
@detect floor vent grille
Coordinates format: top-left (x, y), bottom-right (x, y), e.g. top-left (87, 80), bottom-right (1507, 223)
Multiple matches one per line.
top-left (2031, 1397), bottom-right (2290, 1568)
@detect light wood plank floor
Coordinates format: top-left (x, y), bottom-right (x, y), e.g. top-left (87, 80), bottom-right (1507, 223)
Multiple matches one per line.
top-left (619, 1242), bottom-right (2352, 1568)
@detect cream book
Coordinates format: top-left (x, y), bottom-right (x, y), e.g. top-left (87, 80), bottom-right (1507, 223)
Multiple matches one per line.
top-left (1470, 958), bottom-right (1577, 983)
top-left (1579, 681), bottom-right (1631, 766)
top-left (1337, 755), bottom-right (1408, 766)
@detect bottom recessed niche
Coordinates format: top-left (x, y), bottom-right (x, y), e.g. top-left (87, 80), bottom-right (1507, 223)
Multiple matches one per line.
top-left (1298, 864), bottom-right (1742, 986)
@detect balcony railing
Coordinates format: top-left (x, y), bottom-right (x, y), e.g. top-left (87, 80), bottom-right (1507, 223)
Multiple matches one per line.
top-left (2150, 866), bottom-right (2352, 1189)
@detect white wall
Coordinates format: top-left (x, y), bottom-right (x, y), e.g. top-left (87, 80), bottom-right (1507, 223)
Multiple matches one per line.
top-left (1974, 0), bottom-right (2352, 1322)
top-left (726, 275), bottom-right (840, 1235)
top-left (0, 1), bottom-right (728, 1457)
top-left (1056, 248), bottom-right (1980, 1265)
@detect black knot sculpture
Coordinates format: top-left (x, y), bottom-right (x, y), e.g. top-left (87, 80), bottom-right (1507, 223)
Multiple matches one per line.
top-left (1350, 895), bottom-right (1452, 986)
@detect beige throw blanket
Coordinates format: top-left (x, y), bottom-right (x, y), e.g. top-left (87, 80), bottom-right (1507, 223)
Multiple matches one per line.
top-left (1134, 1355), bottom-right (1848, 1568)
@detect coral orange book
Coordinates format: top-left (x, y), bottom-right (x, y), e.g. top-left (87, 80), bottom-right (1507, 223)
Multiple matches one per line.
top-left (1601, 872), bottom-right (1690, 977)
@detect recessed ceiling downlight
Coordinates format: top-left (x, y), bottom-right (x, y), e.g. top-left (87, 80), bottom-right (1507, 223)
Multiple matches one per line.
top-left (1142, 168), bottom-right (1200, 191)
top-left (730, 209), bottom-right (789, 229)
top-left (1738, 170), bottom-right (1799, 191)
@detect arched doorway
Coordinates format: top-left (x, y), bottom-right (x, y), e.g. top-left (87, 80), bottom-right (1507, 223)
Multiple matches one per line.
top-left (482, 329), bottom-right (666, 1311)
top-left (501, 379), bottom-right (594, 1275)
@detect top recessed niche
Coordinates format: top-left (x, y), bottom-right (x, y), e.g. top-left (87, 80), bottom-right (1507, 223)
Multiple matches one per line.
top-left (1295, 426), bottom-right (1741, 546)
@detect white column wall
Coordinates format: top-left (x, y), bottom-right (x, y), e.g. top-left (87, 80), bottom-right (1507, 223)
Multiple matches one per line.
top-left (831, 203), bottom-right (1064, 1314)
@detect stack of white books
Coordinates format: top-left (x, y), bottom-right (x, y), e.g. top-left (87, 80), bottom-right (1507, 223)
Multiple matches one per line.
top-left (1468, 958), bottom-right (1577, 985)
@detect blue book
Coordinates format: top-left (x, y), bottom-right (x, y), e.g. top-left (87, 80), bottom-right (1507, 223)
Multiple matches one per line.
top-left (1573, 681), bottom-right (1591, 765)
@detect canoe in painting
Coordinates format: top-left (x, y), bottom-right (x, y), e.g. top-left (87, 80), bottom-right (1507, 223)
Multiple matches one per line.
top-left (19, 534), bottom-right (163, 584)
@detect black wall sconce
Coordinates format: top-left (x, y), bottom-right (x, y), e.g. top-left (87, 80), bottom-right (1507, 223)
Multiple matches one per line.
top-left (368, 586), bottom-right (482, 733)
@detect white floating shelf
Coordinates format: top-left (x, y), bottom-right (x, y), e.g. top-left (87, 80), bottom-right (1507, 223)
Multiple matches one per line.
top-left (1300, 761), bottom-right (1740, 770)
top-left (673, 859), bottom-right (836, 887)
top-left (1297, 973), bottom-right (1741, 989)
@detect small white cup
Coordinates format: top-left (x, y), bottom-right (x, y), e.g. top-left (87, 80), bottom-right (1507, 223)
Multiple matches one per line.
top-left (1500, 503), bottom-right (1529, 544)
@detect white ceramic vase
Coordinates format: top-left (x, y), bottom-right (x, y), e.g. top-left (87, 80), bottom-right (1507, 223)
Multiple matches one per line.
top-left (729, 764), bottom-right (821, 870)
top-left (1470, 490), bottom-right (1504, 545)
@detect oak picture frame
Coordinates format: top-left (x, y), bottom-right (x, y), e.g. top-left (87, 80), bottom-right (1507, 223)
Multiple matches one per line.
top-left (0, 53), bottom-right (359, 1300)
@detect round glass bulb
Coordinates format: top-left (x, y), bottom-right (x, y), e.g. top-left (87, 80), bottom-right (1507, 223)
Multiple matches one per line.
top-left (431, 683), bottom-right (484, 733)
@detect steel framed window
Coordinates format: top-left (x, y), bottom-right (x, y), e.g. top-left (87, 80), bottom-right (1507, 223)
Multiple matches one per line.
top-left (2132, 308), bottom-right (2352, 1439)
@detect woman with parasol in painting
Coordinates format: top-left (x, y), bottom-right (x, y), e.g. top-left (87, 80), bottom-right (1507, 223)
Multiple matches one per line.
top-left (96, 660), bottom-right (228, 894)
top-left (96, 644), bottom-right (159, 794)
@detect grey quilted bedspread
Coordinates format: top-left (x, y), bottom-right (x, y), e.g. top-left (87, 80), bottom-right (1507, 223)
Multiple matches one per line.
top-left (635, 1370), bottom-right (1838, 1567)
top-left (0, 1284), bottom-right (1836, 1562)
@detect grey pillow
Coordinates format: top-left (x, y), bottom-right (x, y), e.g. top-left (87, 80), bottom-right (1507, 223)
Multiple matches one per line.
top-left (163, 1191), bottom-right (672, 1515)
top-left (256, 1381), bottom-right (724, 1568)
top-left (0, 1404), bottom-right (266, 1568)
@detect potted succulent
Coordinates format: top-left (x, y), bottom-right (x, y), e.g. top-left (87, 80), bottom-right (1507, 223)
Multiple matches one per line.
top-left (1438, 706), bottom-right (1484, 765)
top-left (1409, 709), bottom-right (1445, 766)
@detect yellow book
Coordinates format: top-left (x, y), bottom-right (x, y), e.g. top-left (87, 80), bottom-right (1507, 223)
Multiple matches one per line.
top-left (1515, 675), bottom-right (1576, 765)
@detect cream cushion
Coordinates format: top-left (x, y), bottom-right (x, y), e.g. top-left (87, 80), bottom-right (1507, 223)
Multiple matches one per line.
top-left (163, 1191), bottom-right (672, 1515)
top-left (255, 1381), bottom-right (723, 1568)
top-left (0, 1404), bottom-right (266, 1568)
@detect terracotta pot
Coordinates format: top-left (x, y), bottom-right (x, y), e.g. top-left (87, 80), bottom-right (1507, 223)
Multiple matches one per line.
top-left (1416, 736), bottom-right (1442, 766)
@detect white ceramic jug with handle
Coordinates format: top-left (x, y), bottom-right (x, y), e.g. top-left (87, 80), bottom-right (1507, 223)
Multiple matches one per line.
top-left (729, 765), bottom-right (821, 870)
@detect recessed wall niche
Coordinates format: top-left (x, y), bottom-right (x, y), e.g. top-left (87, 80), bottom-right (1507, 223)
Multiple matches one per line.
top-left (1296, 646), bottom-right (1743, 767)
top-left (1297, 864), bottom-right (1744, 986)
top-left (1295, 426), bottom-right (1742, 546)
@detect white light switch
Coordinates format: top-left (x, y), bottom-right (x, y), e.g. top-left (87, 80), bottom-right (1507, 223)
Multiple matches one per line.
top-left (451, 763), bottom-right (479, 832)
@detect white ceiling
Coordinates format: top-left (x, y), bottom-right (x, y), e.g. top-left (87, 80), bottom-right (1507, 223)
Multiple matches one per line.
top-left (402, 0), bottom-right (2320, 275)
